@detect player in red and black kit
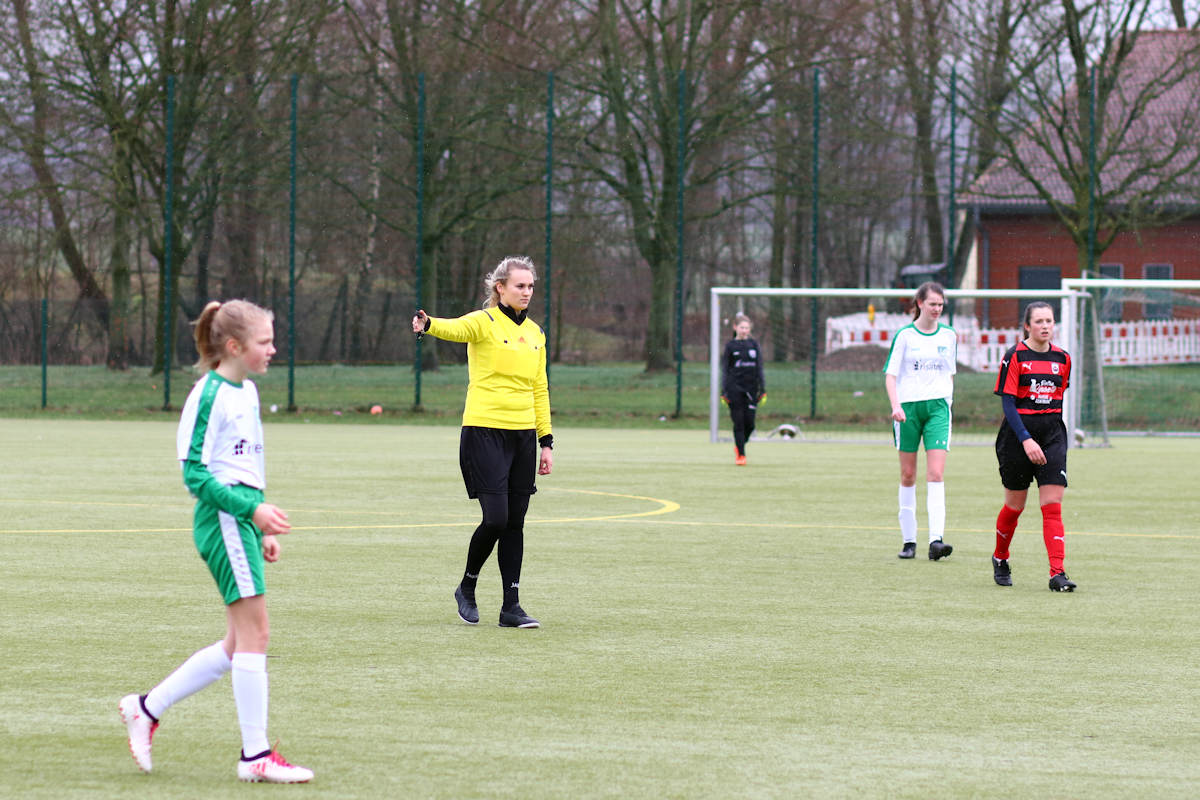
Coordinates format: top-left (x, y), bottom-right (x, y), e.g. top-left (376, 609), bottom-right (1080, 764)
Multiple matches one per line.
top-left (991, 301), bottom-right (1076, 592)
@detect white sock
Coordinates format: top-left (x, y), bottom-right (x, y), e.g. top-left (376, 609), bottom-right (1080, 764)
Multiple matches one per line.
top-left (898, 484), bottom-right (917, 544)
top-left (231, 652), bottom-right (270, 757)
top-left (144, 641), bottom-right (232, 719)
top-left (927, 481), bottom-right (946, 543)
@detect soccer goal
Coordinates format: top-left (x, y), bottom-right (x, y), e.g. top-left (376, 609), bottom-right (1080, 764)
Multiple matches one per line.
top-left (1063, 278), bottom-right (1200, 441)
top-left (708, 286), bottom-right (1084, 445)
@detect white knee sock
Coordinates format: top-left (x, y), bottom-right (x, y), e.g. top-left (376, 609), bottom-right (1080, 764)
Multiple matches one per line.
top-left (898, 484), bottom-right (917, 543)
top-left (231, 652), bottom-right (270, 757)
top-left (144, 641), bottom-right (232, 719)
top-left (927, 481), bottom-right (946, 543)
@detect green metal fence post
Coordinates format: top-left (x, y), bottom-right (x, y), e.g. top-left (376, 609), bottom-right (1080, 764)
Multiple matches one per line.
top-left (41, 298), bottom-right (48, 409)
top-left (288, 73), bottom-right (298, 411)
top-left (947, 66), bottom-right (957, 276)
top-left (809, 68), bottom-right (820, 418)
top-left (162, 74), bottom-right (175, 411)
top-left (545, 70), bottom-right (554, 380)
top-left (1087, 65), bottom-right (1096, 275)
top-left (674, 68), bottom-right (686, 417)
top-left (414, 73), bottom-right (425, 409)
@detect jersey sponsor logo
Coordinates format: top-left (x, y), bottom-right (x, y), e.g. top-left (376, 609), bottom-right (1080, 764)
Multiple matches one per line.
top-left (232, 439), bottom-right (264, 456)
top-left (1029, 379), bottom-right (1058, 403)
top-left (911, 358), bottom-right (947, 371)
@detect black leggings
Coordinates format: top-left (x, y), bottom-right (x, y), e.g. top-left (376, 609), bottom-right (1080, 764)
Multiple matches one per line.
top-left (728, 398), bottom-right (757, 455)
top-left (464, 492), bottom-right (531, 599)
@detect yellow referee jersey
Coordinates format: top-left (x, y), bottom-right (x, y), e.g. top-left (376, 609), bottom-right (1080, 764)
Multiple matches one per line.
top-left (427, 308), bottom-right (551, 438)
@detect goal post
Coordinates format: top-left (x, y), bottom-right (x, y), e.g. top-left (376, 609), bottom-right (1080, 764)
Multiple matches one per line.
top-left (708, 286), bottom-right (1083, 445)
top-left (1063, 278), bottom-right (1200, 440)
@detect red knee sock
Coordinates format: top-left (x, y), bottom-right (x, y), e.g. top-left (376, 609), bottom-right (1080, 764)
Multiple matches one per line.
top-left (1042, 502), bottom-right (1065, 575)
top-left (994, 504), bottom-right (1022, 560)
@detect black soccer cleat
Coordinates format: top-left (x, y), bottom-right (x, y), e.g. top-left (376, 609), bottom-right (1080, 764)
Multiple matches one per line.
top-left (898, 542), bottom-right (917, 559)
top-left (928, 539), bottom-right (953, 561)
top-left (455, 585), bottom-right (479, 625)
top-left (992, 556), bottom-right (1012, 586)
top-left (1048, 572), bottom-right (1077, 592)
top-left (498, 605), bottom-right (540, 629)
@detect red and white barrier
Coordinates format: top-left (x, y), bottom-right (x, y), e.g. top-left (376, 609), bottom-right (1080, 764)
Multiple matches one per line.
top-left (826, 314), bottom-right (1200, 371)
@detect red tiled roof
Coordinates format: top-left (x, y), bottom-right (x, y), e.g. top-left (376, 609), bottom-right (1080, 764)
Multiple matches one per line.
top-left (962, 30), bottom-right (1200, 210)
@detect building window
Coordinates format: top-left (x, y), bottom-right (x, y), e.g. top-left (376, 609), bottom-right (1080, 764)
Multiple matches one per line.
top-left (1098, 263), bottom-right (1124, 322)
top-left (1144, 263), bottom-right (1173, 319)
top-left (1019, 265), bottom-right (1062, 320)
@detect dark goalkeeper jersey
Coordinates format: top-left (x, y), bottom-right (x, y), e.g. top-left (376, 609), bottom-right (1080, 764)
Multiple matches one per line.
top-left (994, 341), bottom-right (1071, 415)
top-left (722, 337), bottom-right (765, 399)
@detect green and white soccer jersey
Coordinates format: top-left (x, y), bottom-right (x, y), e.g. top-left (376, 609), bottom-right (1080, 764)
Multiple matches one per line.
top-left (885, 323), bottom-right (956, 452)
top-left (177, 372), bottom-right (266, 490)
top-left (177, 372), bottom-right (269, 604)
top-left (883, 323), bottom-right (957, 403)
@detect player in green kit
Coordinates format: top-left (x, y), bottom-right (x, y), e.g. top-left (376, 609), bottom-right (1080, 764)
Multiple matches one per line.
top-left (119, 300), bottom-right (313, 784)
top-left (883, 282), bottom-right (957, 561)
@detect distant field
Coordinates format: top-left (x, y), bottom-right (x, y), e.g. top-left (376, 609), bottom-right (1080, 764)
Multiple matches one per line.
top-left (5, 362), bottom-right (1198, 435)
top-left (2, 420), bottom-right (1198, 798)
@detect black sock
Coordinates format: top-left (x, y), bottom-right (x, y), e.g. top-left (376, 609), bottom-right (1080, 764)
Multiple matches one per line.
top-left (498, 529), bottom-right (524, 609)
top-left (462, 518), bottom-right (502, 593)
top-left (460, 571), bottom-right (479, 596)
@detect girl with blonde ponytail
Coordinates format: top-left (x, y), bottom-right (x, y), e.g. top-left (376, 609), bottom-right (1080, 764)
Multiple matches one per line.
top-left (119, 298), bottom-right (313, 784)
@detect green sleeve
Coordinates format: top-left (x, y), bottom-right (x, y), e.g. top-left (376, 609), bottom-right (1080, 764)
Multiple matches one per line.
top-left (182, 460), bottom-right (261, 519)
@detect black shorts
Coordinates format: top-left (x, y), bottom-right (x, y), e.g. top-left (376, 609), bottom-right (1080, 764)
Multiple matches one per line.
top-left (995, 416), bottom-right (1068, 491)
top-left (459, 426), bottom-right (538, 499)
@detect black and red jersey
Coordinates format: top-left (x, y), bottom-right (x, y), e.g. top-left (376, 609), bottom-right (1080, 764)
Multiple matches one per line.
top-left (994, 341), bottom-right (1071, 415)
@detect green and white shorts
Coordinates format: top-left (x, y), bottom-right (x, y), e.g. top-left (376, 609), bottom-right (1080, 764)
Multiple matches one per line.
top-left (193, 485), bottom-right (266, 605)
top-left (893, 397), bottom-right (952, 453)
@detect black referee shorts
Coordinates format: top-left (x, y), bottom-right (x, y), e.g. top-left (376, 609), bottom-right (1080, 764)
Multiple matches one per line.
top-left (995, 416), bottom-right (1068, 491)
top-left (459, 426), bottom-right (538, 499)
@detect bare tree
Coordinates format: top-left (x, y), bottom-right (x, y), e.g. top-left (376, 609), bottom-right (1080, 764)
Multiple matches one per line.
top-left (1169, 0), bottom-right (1195, 29)
top-left (5, 0), bottom-right (111, 352)
top-left (963, 3), bottom-right (1200, 275)
top-left (568, 0), bottom-right (773, 371)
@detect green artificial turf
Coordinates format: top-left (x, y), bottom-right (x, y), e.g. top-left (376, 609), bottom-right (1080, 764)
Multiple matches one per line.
top-left (1, 420), bottom-right (1197, 798)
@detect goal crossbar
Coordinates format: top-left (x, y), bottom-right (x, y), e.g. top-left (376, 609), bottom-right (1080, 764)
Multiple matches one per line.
top-left (708, 286), bottom-right (1083, 443)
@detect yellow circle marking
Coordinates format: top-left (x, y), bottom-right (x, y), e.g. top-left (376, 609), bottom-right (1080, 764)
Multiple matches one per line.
top-left (532, 487), bottom-right (680, 523)
top-left (0, 488), bottom-right (680, 533)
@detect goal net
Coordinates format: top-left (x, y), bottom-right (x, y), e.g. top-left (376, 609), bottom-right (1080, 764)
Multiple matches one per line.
top-left (708, 286), bottom-right (1083, 446)
top-left (1064, 278), bottom-right (1200, 441)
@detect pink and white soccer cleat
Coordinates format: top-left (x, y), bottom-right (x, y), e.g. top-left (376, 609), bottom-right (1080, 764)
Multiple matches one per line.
top-left (118, 694), bottom-right (158, 773)
top-left (237, 749), bottom-right (314, 783)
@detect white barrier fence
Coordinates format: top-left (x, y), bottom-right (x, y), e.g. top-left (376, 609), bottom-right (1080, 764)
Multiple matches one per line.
top-left (826, 313), bottom-right (1200, 372)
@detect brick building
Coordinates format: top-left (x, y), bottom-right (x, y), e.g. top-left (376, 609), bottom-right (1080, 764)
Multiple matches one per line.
top-left (959, 31), bottom-right (1200, 328)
